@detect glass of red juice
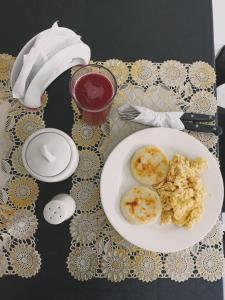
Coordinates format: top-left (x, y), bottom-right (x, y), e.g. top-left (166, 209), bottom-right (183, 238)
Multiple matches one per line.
top-left (70, 64), bottom-right (117, 126)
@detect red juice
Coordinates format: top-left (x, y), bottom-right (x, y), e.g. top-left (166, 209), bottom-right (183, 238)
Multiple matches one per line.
top-left (72, 73), bottom-right (115, 125)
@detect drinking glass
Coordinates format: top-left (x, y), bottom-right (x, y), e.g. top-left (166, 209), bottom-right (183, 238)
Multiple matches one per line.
top-left (70, 64), bottom-right (117, 126)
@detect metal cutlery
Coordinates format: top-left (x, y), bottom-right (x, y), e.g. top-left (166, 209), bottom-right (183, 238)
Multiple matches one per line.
top-left (180, 113), bottom-right (215, 122)
top-left (182, 121), bottom-right (222, 136)
top-left (119, 106), bottom-right (222, 136)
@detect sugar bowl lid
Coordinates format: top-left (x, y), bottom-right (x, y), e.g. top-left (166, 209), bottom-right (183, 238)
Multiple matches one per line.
top-left (22, 128), bottom-right (79, 182)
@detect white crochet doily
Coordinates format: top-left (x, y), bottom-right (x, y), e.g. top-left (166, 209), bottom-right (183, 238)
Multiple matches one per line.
top-left (67, 59), bottom-right (224, 283)
top-left (0, 54), bottom-right (45, 278)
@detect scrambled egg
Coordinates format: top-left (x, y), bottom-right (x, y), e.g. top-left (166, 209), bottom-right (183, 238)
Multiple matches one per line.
top-left (156, 154), bottom-right (206, 228)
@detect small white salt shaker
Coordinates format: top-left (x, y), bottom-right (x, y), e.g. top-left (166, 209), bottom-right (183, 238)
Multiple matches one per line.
top-left (43, 193), bottom-right (76, 225)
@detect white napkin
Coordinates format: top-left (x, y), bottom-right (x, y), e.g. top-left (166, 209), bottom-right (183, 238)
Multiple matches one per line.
top-left (118, 103), bottom-right (185, 130)
top-left (11, 21), bottom-right (90, 108)
top-left (12, 22), bottom-right (81, 99)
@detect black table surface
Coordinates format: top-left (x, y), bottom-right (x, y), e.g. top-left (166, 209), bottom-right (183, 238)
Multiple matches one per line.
top-left (0, 0), bottom-right (224, 300)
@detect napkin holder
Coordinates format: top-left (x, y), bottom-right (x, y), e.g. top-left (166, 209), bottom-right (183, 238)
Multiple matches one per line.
top-left (10, 23), bottom-right (91, 109)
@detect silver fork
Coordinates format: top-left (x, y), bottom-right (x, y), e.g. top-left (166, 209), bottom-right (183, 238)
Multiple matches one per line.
top-left (119, 107), bottom-right (139, 120)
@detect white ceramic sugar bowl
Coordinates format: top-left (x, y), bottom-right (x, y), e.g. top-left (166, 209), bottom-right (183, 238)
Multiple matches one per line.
top-left (22, 128), bottom-right (79, 182)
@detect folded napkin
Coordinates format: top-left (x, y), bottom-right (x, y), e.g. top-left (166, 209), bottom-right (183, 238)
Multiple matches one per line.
top-left (11, 21), bottom-right (90, 108)
top-left (118, 103), bottom-right (185, 130)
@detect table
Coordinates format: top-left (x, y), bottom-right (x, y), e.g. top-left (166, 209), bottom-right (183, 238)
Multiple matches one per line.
top-left (0, 0), bottom-right (223, 299)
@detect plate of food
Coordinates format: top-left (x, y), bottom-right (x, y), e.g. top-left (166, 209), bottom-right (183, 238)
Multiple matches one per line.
top-left (100, 128), bottom-right (224, 252)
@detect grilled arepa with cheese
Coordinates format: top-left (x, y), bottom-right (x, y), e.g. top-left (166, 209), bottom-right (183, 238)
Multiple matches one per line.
top-left (120, 186), bottom-right (162, 224)
top-left (131, 146), bottom-right (169, 186)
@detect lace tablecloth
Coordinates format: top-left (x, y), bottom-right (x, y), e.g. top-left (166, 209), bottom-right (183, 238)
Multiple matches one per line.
top-left (0, 55), bottom-right (224, 281)
top-left (67, 59), bottom-right (224, 282)
top-left (0, 54), bottom-right (46, 278)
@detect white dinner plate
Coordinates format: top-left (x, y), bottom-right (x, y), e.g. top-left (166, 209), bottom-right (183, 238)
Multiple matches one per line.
top-left (100, 128), bottom-right (224, 253)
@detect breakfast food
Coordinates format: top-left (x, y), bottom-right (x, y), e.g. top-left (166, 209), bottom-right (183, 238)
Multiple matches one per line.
top-left (131, 146), bottom-right (169, 186)
top-left (120, 186), bottom-right (162, 225)
top-left (157, 154), bottom-right (206, 228)
top-left (121, 146), bottom-right (206, 229)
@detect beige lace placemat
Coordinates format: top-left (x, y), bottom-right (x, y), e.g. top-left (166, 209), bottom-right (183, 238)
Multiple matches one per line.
top-left (0, 54), bottom-right (46, 278)
top-left (67, 59), bottom-right (224, 283)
